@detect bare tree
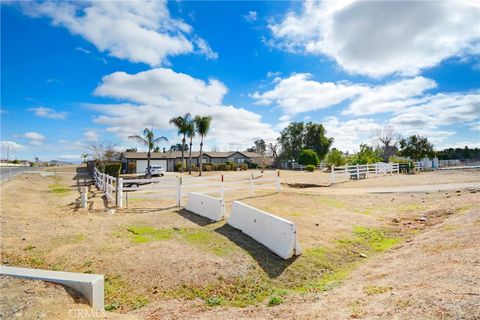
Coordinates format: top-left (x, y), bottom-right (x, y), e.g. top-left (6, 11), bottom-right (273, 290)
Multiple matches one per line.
top-left (87, 141), bottom-right (119, 172)
top-left (373, 125), bottom-right (401, 161)
top-left (267, 142), bottom-right (280, 169)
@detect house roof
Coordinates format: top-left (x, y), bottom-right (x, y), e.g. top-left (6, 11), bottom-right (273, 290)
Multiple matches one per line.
top-left (121, 151), bottom-right (264, 160)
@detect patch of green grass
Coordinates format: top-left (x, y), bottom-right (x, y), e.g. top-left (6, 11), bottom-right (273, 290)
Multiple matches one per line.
top-left (351, 226), bottom-right (399, 252)
top-left (48, 183), bottom-right (71, 194)
top-left (268, 295), bottom-right (283, 306)
top-left (355, 207), bottom-right (374, 215)
top-left (104, 274), bottom-right (149, 311)
top-left (126, 226), bottom-right (173, 243)
top-left (123, 225), bottom-right (238, 257)
top-left (363, 284), bottom-right (392, 295)
top-left (206, 296), bottom-right (223, 307)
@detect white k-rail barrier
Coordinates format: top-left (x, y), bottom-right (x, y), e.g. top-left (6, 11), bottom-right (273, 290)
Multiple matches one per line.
top-left (185, 192), bottom-right (225, 221)
top-left (0, 265), bottom-right (104, 310)
top-left (330, 162), bottom-right (400, 184)
top-left (227, 201), bottom-right (302, 260)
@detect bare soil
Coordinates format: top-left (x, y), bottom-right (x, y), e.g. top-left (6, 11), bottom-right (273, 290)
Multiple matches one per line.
top-left (1, 166), bottom-right (479, 319)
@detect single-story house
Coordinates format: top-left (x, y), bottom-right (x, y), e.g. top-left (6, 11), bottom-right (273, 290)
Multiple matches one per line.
top-left (120, 151), bottom-right (266, 173)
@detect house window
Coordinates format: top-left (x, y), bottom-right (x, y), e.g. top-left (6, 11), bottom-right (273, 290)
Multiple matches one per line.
top-left (237, 158), bottom-right (245, 163)
top-left (202, 158), bottom-right (208, 163)
top-left (227, 157), bottom-right (234, 162)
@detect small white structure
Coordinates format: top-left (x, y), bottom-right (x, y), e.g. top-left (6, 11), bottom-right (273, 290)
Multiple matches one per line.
top-left (186, 192), bottom-right (225, 221)
top-left (0, 266), bottom-right (104, 310)
top-left (227, 201), bottom-right (302, 260)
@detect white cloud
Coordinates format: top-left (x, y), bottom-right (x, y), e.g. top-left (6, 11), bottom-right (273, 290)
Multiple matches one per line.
top-left (269, 0), bottom-right (480, 77)
top-left (29, 107), bottom-right (68, 119)
top-left (1, 141), bottom-right (27, 150)
top-left (84, 130), bottom-right (99, 142)
top-left (323, 116), bottom-right (381, 153)
top-left (22, 132), bottom-right (45, 146)
top-left (18, 0), bottom-right (215, 66)
top-left (90, 68), bottom-right (277, 150)
top-left (243, 11), bottom-right (257, 22)
top-left (251, 73), bottom-right (366, 115)
top-left (57, 154), bottom-right (81, 160)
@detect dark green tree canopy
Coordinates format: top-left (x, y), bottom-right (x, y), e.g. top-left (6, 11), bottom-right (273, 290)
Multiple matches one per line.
top-left (399, 135), bottom-right (435, 161)
top-left (278, 121), bottom-right (333, 161)
top-left (349, 144), bottom-right (382, 164)
top-left (298, 149), bottom-right (319, 166)
top-left (247, 139), bottom-right (267, 155)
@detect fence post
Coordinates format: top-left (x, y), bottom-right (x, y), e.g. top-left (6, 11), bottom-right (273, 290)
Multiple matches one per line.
top-left (220, 174), bottom-right (224, 199)
top-left (102, 173), bottom-right (106, 192)
top-left (396, 163), bottom-right (400, 174)
top-left (344, 165), bottom-right (348, 177)
top-left (117, 177), bottom-right (123, 208)
top-left (356, 164), bottom-right (360, 180)
top-left (331, 165), bottom-right (336, 184)
top-left (375, 163), bottom-right (378, 175)
top-left (366, 163), bottom-right (369, 178)
top-left (176, 177), bottom-right (182, 207)
top-left (81, 186), bottom-right (88, 208)
top-left (275, 170), bottom-right (281, 192)
top-left (250, 173), bottom-right (254, 197)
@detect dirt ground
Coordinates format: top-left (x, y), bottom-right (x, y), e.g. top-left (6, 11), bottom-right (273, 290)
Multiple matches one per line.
top-left (0, 166), bottom-right (479, 319)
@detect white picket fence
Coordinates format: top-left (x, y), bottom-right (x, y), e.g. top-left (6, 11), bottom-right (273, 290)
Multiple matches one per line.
top-left (330, 162), bottom-right (400, 184)
top-left (93, 167), bottom-right (281, 209)
top-left (414, 161), bottom-right (424, 171)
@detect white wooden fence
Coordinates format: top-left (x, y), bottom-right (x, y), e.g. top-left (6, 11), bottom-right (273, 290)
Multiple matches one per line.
top-left (93, 167), bottom-right (281, 209)
top-left (414, 161), bottom-right (424, 171)
top-left (330, 162), bottom-right (400, 184)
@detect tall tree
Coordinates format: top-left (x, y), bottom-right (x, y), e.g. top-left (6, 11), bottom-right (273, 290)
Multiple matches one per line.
top-left (128, 128), bottom-right (168, 178)
top-left (373, 125), bottom-right (401, 161)
top-left (247, 139), bottom-right (266, 155)
top-left (399, 135), bottom-right (435, 161)
top-left (304, 122), bottom-right (334, 160)
top-left (194, 115), bottom-right (212, 176)
top-left (278, 122), bottom-right (333, 161)
top-left (169, 143), bottom-right (188, 152)
top-left (186, 119), bottom-right (195, 175)
top-left (169, 113), bottom-right (191, 172)
top-left (267, 143), bottom-right (280, 169)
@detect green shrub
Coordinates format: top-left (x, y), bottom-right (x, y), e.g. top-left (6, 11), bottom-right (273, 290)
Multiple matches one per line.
top-left (305, 164), bottom-right (316, 172)
top-left (202, 164), bottom-right (213, 171)
top-left (268, 296), bottom-right (283, 306)
top-left (325, 149), bottom-right (346, 168)
top-left (218, 163), bottom-right (231, 171)
top-left (230, 163), bottom-right (238, 171)
top-left (206, 296), bottom-right (223, 307)
top-left (190, 164), bottom-right (198, 172)
top-left (298, 149), bottom-right (320, 166)
top-left (239, 164), bottom-right (248, 170)
top-left (175, 162), bottom-right (186, 172)
top-left (212, 164), bottom-right (219, 171)
top-left (104, 163), bottom-right (121, 177)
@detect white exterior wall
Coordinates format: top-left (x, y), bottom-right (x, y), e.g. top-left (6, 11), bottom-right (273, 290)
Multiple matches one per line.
top-left (185, 192), bottom-right (225, 221)
top-left (227, 201), bottom-right (302, 260)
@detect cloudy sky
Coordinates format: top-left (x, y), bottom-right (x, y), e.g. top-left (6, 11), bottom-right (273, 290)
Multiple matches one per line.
top-left (1, 0), bottom-right (479, 161)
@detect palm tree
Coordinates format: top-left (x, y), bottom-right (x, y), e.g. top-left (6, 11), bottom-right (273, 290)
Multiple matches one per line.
top-left (194, 115), bottom-right (212, 176)
top-left (128, 128), bottom-right (168, 178)
top-left (169, 113), bottom-right (191, 172)
top-left (186, 119), bottom-right (195, 175)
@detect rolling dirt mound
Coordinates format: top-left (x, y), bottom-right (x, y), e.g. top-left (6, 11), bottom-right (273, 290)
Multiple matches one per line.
top-left (136, 208), bottom-right (480, 319)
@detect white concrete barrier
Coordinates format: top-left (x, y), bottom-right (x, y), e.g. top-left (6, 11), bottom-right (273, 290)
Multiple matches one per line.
top-left (186, 192), bottom-right (225, 221)
top-left (0, 265), bottom-right (104, 310)
top-left (227, 201), bottom-right (302, 260)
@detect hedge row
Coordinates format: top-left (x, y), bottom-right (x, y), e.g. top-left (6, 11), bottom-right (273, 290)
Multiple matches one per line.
top-left (201, 162), bottom-right (248, 171)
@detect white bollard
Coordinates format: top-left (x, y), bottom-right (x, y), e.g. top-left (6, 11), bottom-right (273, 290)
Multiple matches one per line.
top-left (176, 177), bottom-right (182, 207)
top-left (117, 178), bottom-right (123, 208)
top-left (331, 165), bottom-right (336, 184)
top-left (81, 186), bottom-right (88, 208)
top-left (356, 164), bottom-right (360, 180)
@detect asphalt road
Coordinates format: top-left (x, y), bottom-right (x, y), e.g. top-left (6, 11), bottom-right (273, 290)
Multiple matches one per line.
top-left (0, 167), bottom-right (36, 182)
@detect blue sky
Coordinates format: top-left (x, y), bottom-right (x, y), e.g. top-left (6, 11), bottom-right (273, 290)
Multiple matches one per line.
top-left (1, 0), bottom-right (479, 161)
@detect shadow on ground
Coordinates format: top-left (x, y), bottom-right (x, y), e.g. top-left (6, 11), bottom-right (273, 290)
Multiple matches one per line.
top-left (215, 224), bottom-right (297, 278)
